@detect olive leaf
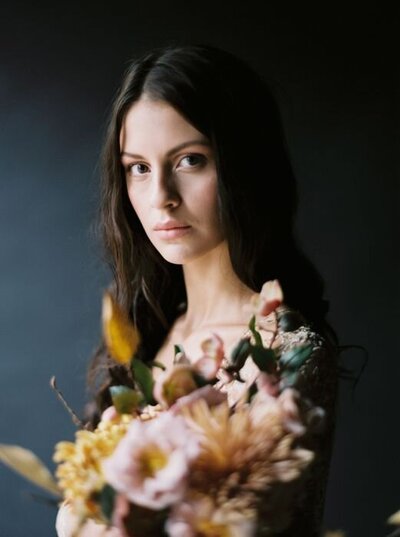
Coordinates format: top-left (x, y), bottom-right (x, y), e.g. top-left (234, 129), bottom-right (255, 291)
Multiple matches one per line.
top-left (110, 385), bottom-right (143, 414)
top-left (248, 315), bottom-right (263, 347)
top-left (230, 337), bottom-right (251, 369)
top-left (249, 345), bottom-right (277, 373)
top-left (280, 370), bottom-right (299, 389)
top-left (131, 359), bottom-right (156, 405)
top-left (276, 310), bottom-right (304, 332)
top-left (279, 344), bottom-right (313, 371)
top-left (0, 444), bottom-right (61, 497)
top-left (98, 484), bottom-right (116, 523)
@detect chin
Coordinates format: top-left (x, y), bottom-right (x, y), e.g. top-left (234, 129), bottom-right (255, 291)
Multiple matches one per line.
top-left (155, 243), bottom-right (202, 265)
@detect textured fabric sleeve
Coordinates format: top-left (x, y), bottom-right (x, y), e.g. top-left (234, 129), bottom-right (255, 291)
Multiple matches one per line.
top-left (269, 315), bottom-right (340, 537)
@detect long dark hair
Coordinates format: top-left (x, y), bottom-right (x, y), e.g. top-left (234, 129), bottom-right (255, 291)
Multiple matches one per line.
top-left (86, 42), bottom-right (341, 423)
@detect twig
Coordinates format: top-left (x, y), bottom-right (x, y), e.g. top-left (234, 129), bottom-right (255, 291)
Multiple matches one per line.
top-left (50, 376), bottom-right (85, 428)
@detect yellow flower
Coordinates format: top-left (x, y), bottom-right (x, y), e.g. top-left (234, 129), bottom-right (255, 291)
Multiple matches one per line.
top-left (53, 413), bottom-right (133, 521)
top-left (102, 290), bottom-right (140, 364)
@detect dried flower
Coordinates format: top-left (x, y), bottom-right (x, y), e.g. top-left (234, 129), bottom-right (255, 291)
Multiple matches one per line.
top-left (102, 290), bottom-right (140, 365)
top-left (181, 396), bottom-right (314, 517)
top-left (153, 364), bottom-right (198, 408)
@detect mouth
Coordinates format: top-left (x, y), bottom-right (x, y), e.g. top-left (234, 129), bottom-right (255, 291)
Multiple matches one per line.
top-left (153, 225), bottom-right (191, 240)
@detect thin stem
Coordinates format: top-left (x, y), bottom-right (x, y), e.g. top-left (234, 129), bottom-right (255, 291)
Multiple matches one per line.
top-left (49, 376), bottom-right (85, 429)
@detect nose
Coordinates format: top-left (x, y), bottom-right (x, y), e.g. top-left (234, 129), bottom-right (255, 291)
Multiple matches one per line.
top-left (150, 168), bottom-right (181, 210)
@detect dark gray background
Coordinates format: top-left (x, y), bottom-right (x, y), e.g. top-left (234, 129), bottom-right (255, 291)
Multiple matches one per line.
top-left (0, 2), bottom-right (398, 536)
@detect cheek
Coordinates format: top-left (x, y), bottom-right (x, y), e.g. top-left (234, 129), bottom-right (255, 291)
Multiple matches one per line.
top-left (127, 184), bottom-right (144, 213)
top-left (198, 180), bottom-right (220, 221)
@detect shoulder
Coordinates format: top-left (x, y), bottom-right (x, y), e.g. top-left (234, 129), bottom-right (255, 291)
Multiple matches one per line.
top-left (270, 303), bottom-right (339, 419)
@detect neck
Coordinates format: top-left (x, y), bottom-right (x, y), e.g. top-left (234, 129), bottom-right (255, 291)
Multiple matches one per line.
top-left (179, 242), bottom-right (255, 335)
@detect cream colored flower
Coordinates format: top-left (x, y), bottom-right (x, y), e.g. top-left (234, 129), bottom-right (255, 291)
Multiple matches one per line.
top-left (388, 510), bottom-right (400, 525)
top-left (166, 495), bottom-right (256, 537)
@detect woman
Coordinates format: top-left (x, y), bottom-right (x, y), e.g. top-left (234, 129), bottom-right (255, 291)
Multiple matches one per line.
top-left (56, 42), bottom-right (339, 536)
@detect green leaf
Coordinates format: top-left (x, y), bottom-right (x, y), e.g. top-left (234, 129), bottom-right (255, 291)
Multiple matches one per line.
top-left (248, 315), bottom-right (263, 347)
top-left (192, 371), bottom-right (211, 388)
top-left (110, 385), bottom-right (143, 414)
top-left (279, 344), bottom-right (313, 371)
top-left (276, 310), bottom-right (304, 332)
top-left (97, 484), bottom-right (116, 523)
top-left (131, 359), bottom-right (156, 405)
top-left (280, 370), bottom-right (299, 389)
top-left (230, 337), bottom-right (251, 369)
top-left (246, 381), bottom-right (258, 402)
top-left (0, 444), bottom-right (61, 497)
top-left (174, 344), bottom-right (184, 357)
top-left (249, 345), bottom-right (277, 373)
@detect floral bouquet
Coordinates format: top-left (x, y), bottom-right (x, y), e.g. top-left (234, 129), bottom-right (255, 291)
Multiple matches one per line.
top-left (2, 279), bottom-right (380, 536)
top-left (52, 279), bottom-right (326, 536)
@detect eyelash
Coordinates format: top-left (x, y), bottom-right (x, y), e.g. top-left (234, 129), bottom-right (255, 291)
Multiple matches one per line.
top-left (125, 153), bottom-right (205, 176)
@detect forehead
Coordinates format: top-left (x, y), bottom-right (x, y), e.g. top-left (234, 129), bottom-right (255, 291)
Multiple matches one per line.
top-left (119, 97), bottom-right (206, 153)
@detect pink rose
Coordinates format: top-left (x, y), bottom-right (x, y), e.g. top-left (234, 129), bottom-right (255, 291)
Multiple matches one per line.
top-left (102, 412), bottom-right (200, 510)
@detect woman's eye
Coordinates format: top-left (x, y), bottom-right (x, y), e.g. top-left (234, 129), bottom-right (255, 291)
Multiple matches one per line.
top-left (127, 163), bottom-right (149, 176)
top-left (179, 154), bottom-right (205, 168)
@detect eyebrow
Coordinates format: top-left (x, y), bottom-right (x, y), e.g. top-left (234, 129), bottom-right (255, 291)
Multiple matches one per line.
top-left (120, 139), bottom-right (211, 159)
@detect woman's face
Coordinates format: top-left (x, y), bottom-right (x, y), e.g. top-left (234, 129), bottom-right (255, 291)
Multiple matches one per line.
top-left (120, 96), bottom-right (224, 265)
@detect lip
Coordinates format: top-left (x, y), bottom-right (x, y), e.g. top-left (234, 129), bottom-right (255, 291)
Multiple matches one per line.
top-left (153, 221), bottom-right (190, 231)
top-left (153, 221), bottom-right (191, 240)
top-left (155, 227), bottom-right (191, 240)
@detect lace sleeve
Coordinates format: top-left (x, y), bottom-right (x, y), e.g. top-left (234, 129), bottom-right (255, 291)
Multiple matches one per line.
top-left (215, 307), bottom-right (339, 536)
top-left (268, 317), bottom-right (340, 537)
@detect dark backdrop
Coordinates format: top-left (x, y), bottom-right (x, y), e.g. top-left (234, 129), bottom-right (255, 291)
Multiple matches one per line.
top-left (0, 2), bottom-right (398, 536)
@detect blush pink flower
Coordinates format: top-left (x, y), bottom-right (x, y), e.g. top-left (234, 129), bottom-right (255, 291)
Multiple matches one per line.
top-left (153, 365), bottom-right (198, 408)
top-left (170, 385), bottom-right (227, 415)
top-left (256, 371), bottom-right (280, 398)
top-left (250, 387), bottom-right (306, 437)
top-left (193, 334), bottom-right (225, 380)
top-left (102, 412), bottom-right (200, 510)
top-left (246, 279), bottom-right (284, 317)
